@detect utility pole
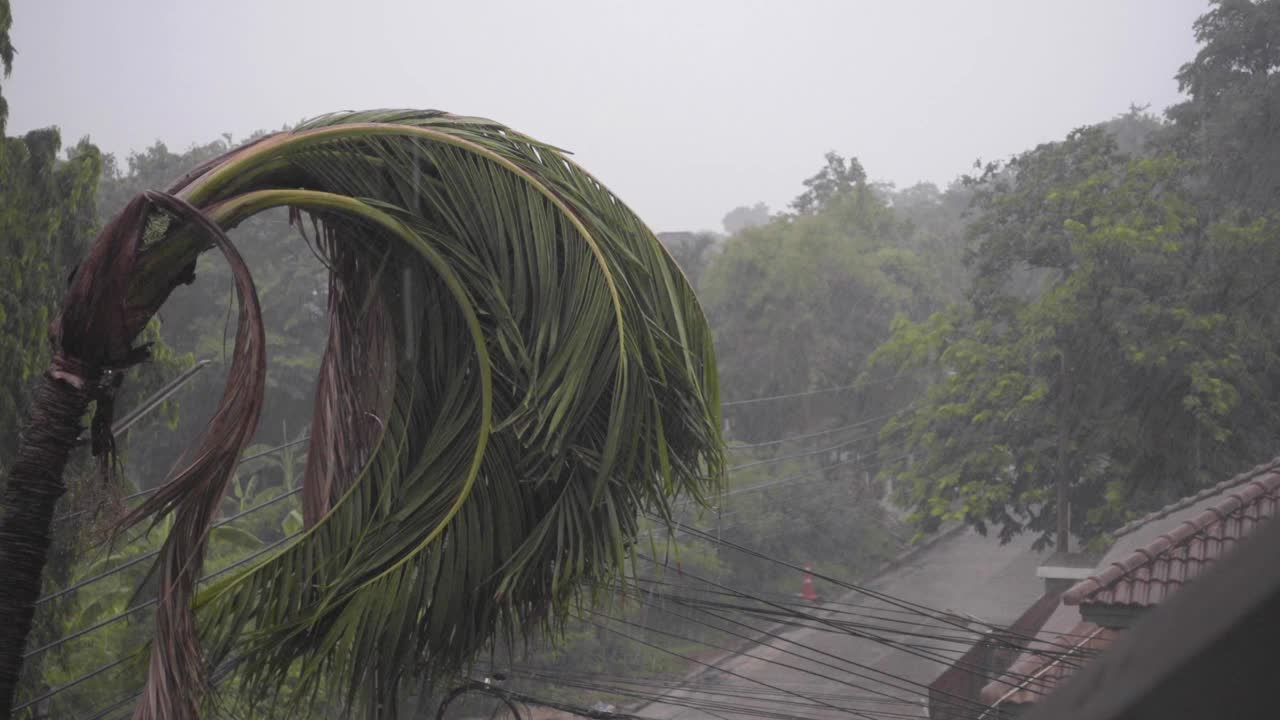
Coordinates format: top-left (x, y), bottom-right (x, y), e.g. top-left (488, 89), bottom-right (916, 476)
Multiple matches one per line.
top-left (1056, 354), bottom-right (1070, 554)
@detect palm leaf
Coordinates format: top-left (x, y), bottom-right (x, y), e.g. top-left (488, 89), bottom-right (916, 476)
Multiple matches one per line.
top-left (96, 110), bottom-right (723, 718)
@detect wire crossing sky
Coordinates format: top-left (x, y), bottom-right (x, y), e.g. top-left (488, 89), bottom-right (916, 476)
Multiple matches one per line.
top-left (8, 0), bottom-right (1207, 233)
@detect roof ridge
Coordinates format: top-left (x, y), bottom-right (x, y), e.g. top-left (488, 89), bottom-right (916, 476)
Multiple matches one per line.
top-left (1110, 457), bottom-right (1280, 538)
top-left (979, 622), bottom-right (1107, 711)
top-left (1063, 472), bottom-right (1280, 606)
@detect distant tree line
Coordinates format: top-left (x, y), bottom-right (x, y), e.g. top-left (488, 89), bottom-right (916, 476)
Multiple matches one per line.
top-left (667, 0), bottom-right (1280, 553)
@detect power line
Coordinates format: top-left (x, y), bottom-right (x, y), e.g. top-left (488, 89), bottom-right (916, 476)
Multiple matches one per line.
top-left (579, 615), bottom-right (889, 720)
top-left (669, 524), bottom-right (1088, 662)
top-left (722, 374), bottom-right (923, 409)
top-left (23, 531), bottom-right (298, 661)
top-left (650, 515), bottom-right (1086, 663)
top-left (628, 556), bottom-right (1034, 714)
top-left (34, 422), bottom-right (893, 708)
top-left (638, 583), bottom-right (1099, 656)
top-left (725, 453), bottom-right (910, 498)
top-left (637, 500), bottom-right (1099, 663)
top-left (42, 422), bottom-right (897, 619)
top-left (728, 436), bottom-right (875, 473)
top-left (483, 670), bottom-right (924, 720)
top-left (615, 576), bottom-right (1099, 649)
top-left (662, 450), bottom-right (909, 529)
top-left (36, 486), bottom-right (302, 607)
top-left (34, 386), bottom-right (930, 713)
top-left (77, 656), bottom-right (241, 720)
top-left (53, 434), bottom-right (310, 526)
top-left (629, 581), bottom-right (1075, 692)
top-left (495, 570), bottom-right (1054, 720)
top-left (730, 406), bottom-right (914, 449)
top-left (11, 653), bottom-right (139, 714)
top-left (597, 594), bottom-right (936, 709)
top-left (495, 667), bottom-right (920, 708)
top-left (518, 673), bottom-right (926, 720)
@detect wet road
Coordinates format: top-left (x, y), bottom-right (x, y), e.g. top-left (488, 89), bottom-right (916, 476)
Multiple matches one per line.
top-left (635, 529), bottom-right (1048, 720)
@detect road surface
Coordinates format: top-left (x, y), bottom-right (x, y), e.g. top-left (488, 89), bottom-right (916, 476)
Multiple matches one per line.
top-left (635, 528), bottom-right (1049, 720)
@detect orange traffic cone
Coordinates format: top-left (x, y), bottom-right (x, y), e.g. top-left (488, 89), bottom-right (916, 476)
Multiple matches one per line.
top-left (802, 564), bottom-right (818, 602)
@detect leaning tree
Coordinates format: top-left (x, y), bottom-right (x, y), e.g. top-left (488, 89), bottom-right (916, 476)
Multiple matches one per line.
top-left (0, 110), bottom-right (724, 719)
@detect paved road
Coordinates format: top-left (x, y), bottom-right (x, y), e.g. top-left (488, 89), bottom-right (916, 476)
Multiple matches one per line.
top-left (635, 529), bottom-right (1049, 720)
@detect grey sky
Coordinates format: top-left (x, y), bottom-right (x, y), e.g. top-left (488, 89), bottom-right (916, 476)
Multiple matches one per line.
top-left (9, 0), bottom-right (1208, 233)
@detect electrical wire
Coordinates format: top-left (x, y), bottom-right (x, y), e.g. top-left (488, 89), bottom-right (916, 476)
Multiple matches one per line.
top-left (728, 436), bottom-right (878, 474)
top-left (579, 615), bottom-right (890, 720)
top-left (730, 405), bottom-right (913, 449)
top-left (617, 579), bottom-right (1079, 692)
top-left (36, 486), bottom-right (302, 607)
top-left (614, 576), bottom-right (1102, 650)
top-left (52, 434), bottom-right (310, 525)
top-left (11, 653), bottom-right (139, 714)
top-left (624, 559), bottom-right (1052, 709)
top-left (32, 384), bottom-right (1057, 716)
top-left (23, 531), bottom-right (298, 661)
top-left (593, 595), bottom-right (948, 709)
top-left (722, 375), bottom-right (923, 408)
top-left (664, 525), bottom-right (1091, 663)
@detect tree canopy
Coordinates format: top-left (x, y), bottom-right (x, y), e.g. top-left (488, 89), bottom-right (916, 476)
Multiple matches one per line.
top-left (865, 1), bottom-right (1280, 550)
top-left (0, 0), bottom-right (13, 135)
top-left (702, 154), bottom-right (940, 445)
top-left (0, 130), bottom-right (101, 475)
top-left (873, 122), bottom-right (1280, 549)
top-left (1167, 0), bottom-right (1280, 214)
top-left (721, 202), bottom-right (771, 235)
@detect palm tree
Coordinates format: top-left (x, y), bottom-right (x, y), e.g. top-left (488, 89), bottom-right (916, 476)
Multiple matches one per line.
top-left (0, 110), bottom-right (724, 719)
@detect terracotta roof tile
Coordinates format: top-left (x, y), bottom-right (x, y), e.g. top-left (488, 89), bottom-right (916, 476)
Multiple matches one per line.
top-left (1062, 472), bottom-right (1280, 607)
top-left (1110, 457), bottom-right (1280, 537)
top-left (929, 591), bottom-right (1062, 720)
top-left (979, 621), bottom-right (1115, 707)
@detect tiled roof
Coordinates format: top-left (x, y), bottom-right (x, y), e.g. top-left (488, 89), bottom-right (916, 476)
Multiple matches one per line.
top-left (1062, 471), bottom-right (1280, 607)
top-left (929, 591), bottom-right (1063, 720)
top-left (979, 621), bottom-right (1115, 708)
top-left (975, 458), bottom-right (1280, 715)
top-left (1110, 458), bottom-right (1280, 538)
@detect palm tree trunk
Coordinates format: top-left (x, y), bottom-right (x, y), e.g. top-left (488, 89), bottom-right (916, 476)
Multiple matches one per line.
top-left (0, 371), bottom-right (91, 718)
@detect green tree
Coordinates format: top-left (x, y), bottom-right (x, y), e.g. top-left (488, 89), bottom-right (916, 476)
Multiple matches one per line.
top-left (721, 202), bottom-right (771, 235)
top-left (1166, 0), bottom-right (1280, 214)
top-left (657, 231), bottom-right (719, 289)
top-left (0, 131), bottom-right (101, 477)
top-left (1100, 104), bottom-right (1165, 158)
top-left (0, 110), bottom-right (725, 719)
top-left (790, 152), bottom-right (867, 215)
top-left (881, 181), bottom-right (975, 301)
top-left (0, 0), bottom-right (13, 134)
top-left (873, 126), bottom-right (1280, 551)
top-left (703, 156), bottom-right (937, 445)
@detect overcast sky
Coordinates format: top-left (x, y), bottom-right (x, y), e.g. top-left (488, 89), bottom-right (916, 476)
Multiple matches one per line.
top-left (9, 0), bottom-right (1209, 233)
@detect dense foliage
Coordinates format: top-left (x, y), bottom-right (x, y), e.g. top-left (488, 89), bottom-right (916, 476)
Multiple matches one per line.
top-left (0, 130), bottom-right (101, 475)
top-left (6, 0), bottom-right (1280, 716)
top-left (1167, 0), bottom-right (1280, 214)
top-left (0, 0), bottom-right (12, 134)
top-left (702, 154), bottom-right (943, 445)
top-left (874, 127), bottom-right (1280, 549)
top-left (871, 0), bottom-right (1280, 550)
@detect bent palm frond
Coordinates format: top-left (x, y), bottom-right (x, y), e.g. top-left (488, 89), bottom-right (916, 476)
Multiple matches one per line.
top-left (97, 110), bottom-right (723, 717)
